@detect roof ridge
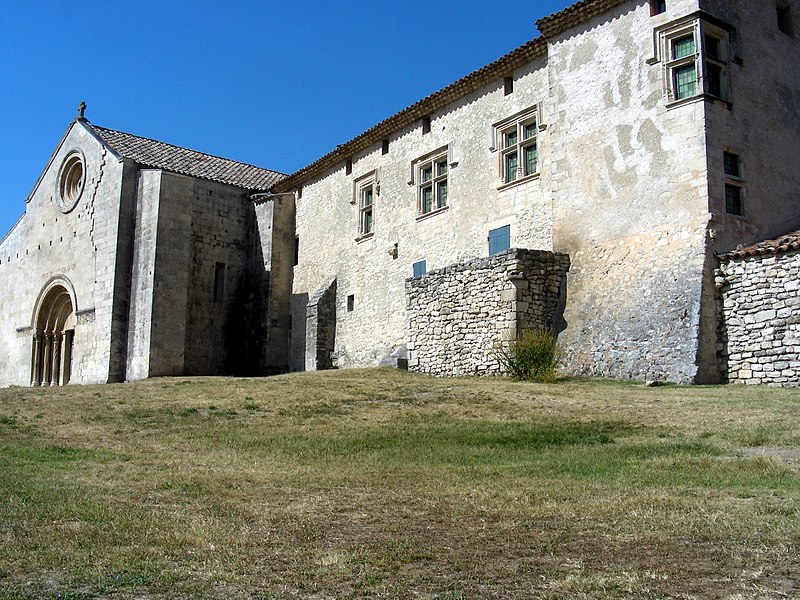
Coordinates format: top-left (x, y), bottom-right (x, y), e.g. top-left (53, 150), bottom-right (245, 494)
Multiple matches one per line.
top-left (88, 123), bottom-right (284, 175)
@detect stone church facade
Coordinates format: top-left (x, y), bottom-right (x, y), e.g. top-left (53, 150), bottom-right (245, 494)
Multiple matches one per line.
top-left (1, 0), bottom-right (799, 386)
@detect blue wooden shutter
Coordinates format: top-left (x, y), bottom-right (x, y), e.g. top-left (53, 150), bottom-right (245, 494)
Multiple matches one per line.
top-left (413, 260), bottom-right (427, 278)
top-left (488, 225), bottom-right (510, 256)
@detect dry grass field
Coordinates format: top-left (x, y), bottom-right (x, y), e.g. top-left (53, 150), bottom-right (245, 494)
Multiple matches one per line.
top-left (0, 369), bottom-right (798, 599)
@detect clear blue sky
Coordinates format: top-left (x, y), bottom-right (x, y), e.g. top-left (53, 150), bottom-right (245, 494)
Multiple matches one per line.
top-left (0, 0), bottom-right (574, 236)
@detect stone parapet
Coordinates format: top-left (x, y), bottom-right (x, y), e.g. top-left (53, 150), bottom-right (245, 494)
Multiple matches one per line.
top-left (405, 248), bottom-right (569, 377)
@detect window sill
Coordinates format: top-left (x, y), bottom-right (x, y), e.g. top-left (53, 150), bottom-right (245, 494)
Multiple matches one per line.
top-left (497, 172), bottom-right (540, 192)
top-left (355, 232), bottom-right (375, 243)
top-left (666, 93), bottom-right (732, 110)
top-left (416, 205), bottom-right (449, 222)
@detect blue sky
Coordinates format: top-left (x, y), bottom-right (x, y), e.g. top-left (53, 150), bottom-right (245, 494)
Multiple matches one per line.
top-left (0, 0), bottom-right (574, 236)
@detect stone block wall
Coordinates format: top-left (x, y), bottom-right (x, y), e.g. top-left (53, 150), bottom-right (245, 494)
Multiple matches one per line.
top-left (305, 278), bottom-right (337, 371)
top-left (718, 250), bottom-right (800, 386)
top-left (406, 248), bottom-right (569, 376)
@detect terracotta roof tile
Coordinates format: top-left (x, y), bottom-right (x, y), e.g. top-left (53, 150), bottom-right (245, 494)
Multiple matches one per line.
top-left (719, 230), bottom-right (800, 261)
top-left (536, 0), bottom-right (630, 38)
top-left (89, 124), bottom-right (285, 191)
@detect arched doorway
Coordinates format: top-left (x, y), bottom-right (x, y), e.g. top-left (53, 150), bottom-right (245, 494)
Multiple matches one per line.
top-left (31, 283), bottom-right (76, 386)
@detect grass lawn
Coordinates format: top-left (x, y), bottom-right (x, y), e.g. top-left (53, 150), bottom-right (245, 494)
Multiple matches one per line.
top-left (0, 368), bottom-right (798, 599)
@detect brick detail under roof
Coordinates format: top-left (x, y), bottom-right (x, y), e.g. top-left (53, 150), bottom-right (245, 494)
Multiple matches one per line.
top-left (719, 230), bottom-right (800, 261)
top-left (89, 124), bottom-right (285, 191)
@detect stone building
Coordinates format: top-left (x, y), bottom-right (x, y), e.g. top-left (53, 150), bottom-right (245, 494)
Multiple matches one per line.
top-left (1, 0), bottom-right (799, 386)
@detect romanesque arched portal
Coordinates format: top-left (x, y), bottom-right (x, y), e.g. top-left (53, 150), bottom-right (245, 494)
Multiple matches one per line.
top-left (31, 282), bottom-right (76, 386)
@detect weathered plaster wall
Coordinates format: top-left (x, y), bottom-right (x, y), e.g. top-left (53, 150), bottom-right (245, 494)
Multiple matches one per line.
top-left (0, 122), bottom-right (126, 385)
top-left (290, 55), bottom-right (552, 371)
top-left (548, 0), bottom-right (714, 382)
top-left (406, 248), bottom-right (569, 376)
top-left (718, 250), bottom-right (800, 386)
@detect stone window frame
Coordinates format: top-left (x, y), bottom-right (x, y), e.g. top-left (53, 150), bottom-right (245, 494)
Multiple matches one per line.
top-left (653, 16), bottom-right (732, 108)
top-left (723, 148), bottom-right (746, 217)
top-left (410, 146), bottom-right (450, 219)
top-left (352, 170), bottom-right (378, 241)
top-left (491, 106), bottom-right (542, 190)
top-left (56, 150), bottom-right (86, 213)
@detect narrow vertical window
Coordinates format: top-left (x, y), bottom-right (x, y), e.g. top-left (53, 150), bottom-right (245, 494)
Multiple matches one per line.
top-left (347, 294), bottom-right (355, 312)
top-left (777, 1), bottom-right (793, 34)
top-left (293, 236), bottom-right (299, 266)
top-left (213, 262), bottom-right (226, 302)
top-left (723, 150), bottom-right (745, 216)
top-left (488, 225), bottom-right (511, 256)
top-left (360, 184), bottom-right (374, 235)
top-left (412, 260), bottom-right (427, 278)
top-left (381, 139), bottom-right (390, 155)
top-left (504, 76), bottom-right (513, 95)
top-left (346, 158), bottom-right (353, 175)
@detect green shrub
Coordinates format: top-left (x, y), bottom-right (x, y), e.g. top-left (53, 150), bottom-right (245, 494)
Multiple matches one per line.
top-left (495, 327), bottom-right (561, 382)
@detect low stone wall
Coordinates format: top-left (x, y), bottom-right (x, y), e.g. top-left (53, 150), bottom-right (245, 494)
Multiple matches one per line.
top-left (405, 248), bottom-right (569, 376)
top-left (718, 249), bottom-right (800, 386)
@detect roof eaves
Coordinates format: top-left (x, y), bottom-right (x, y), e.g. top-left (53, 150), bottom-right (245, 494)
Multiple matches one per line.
top-left (271, 36), bottom-right (547, 193)
top-left (536, 0), bottom-right (630, 38)
top-left (718, 231), bottom-right (800, 261)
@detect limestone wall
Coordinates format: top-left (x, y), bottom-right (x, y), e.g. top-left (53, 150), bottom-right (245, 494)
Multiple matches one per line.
top-left (406, 249), bottom-right (569, 376)
top-left (289, 53), bottom-right (553, 371)
top-left (718, 250), bottom-right (800, 386)
top-left (0, 121), bottom-right (126, 385)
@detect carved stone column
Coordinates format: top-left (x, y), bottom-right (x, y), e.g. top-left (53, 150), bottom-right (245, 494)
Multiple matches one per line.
top-left (52, 333), bottom-right (62, 387)
top-left (31, 334), bottom-right (42, 386)
top-left (42, 334), bottom-right (53, 387)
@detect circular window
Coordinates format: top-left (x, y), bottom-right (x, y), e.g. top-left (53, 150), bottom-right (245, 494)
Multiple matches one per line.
top-left (57, 152), bottom-right (85, 213)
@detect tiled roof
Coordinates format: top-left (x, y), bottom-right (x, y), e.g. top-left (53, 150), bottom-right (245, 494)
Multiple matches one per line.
top-left (271, 37), bottom-right (548, 192)
top-left (88, 123), bottom-right (285, 191)
top-left (536, 0), bottom-right (630, 38)
top-left (719, 230), bottom-right (800, 261)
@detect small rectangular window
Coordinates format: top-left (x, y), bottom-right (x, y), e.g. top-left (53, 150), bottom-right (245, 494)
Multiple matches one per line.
top-left (381, 139), bottom-right (390, 155)
top-left (293, 236), bottom-right (299, 266)
top-left (723, 152), bottom-right (741, 177)
top-left (725, 184), bottom-right (743, 216)
top-left (504, 76), bottom-right (513, 95)
top-left (415, 149), bottom-right (449, 216)
top-left (488, 225), bottom-right (511, 256)
top-left (346, 158), bottom-right (353, 175)
top-left (650, 0), bottom-right (666, 15)
top-left (422, 116), bottom-right (431, 134)
top-left (412, 260), bottom-right (427, 278)
top-left (213, 262), bottom-right (226, 302)
top-left (347, 294), bottom-right (355, 312)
